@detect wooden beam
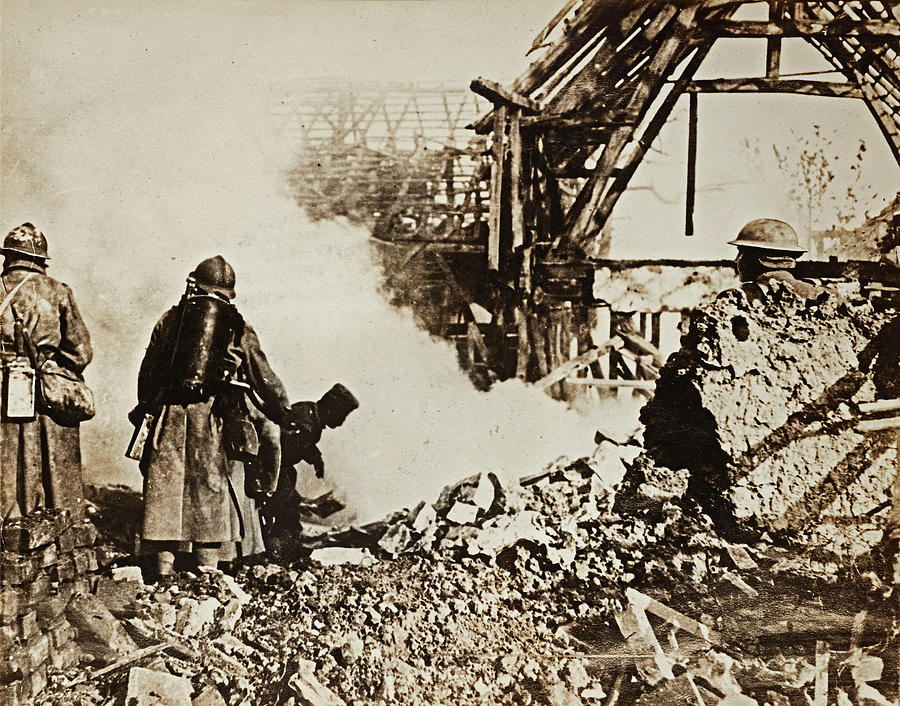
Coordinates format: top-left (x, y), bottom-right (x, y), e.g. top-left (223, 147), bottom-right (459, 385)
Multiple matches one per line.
top-left (580, 41), bottom-right (714, 250)
top-left (701, 19), bottom-right (900, 37)
top-left (535, 336), bottom-right (623, 390)
top-left (686, 92), bottom-right (698, 237)
top-left (686, 78), bottom-right (862, 98)
top-left (625, 588), bottom-right (724, 645)
top-left (616, 328), bottom-right (666, 368)
top-left (858, 416), bottom-right (900, 432)
top-left (470, 78), bottom-right (542, 114)
top-left (509, 111), bottom-right (525, 252)
top-left (564, 6), bottom-right (701, 249)
top-left (549, 4), bottom-right (679, 115)
top-left (565, 378), bottom-right (656, 390)
top-left (519, 114), bottom-right (635, 130)
top-left (858, 399), bottom-right (900, 415)
top-left (766, 0), bottom-right (785, 78)
top-left (487, 105), bottom-right (507, 271)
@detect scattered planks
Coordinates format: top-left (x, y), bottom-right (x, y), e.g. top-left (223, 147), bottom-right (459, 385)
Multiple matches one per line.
top-left (535, 336), bottom-right (623, 391)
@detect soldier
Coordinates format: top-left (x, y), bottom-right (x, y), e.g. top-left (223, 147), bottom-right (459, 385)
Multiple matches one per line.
top-left (728, 218), bottom-right (828, 301)
top-left (133, 255), bottom-right (292, 575)
top-left (0, 222), bottom-right (93, 520)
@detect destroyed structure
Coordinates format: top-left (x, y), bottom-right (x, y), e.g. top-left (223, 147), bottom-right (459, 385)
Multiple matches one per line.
top-left (3, 1), bottom-right (900, 705)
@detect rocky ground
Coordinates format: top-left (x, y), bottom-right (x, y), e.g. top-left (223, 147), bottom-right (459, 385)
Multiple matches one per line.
top-left (27, 439), bottom-right (899, 705)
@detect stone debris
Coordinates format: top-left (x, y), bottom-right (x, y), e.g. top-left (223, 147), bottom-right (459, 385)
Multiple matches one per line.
top-left (641, 282), bottom-right (897, 554)
top-left (126, 666), bottom-right (193, 705)
top-left (0, 509), bottom-right (98, 704)
top-left (20, 280), bottom-right (900, 706)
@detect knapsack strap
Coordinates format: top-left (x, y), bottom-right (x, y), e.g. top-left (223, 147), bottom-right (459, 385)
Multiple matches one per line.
top-left (0, 273), bottom-right (35, 319)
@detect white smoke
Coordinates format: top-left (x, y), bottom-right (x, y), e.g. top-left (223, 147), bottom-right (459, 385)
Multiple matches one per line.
top-left (1, 0), bottom-right (635, 523)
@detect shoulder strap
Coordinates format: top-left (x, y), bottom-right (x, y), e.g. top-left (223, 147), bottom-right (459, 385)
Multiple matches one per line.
top-left (0, 273), bottom-right (35, 318)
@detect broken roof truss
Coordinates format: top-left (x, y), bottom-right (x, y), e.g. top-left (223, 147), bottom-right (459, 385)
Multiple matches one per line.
top-left (471, 0), bottom-right (900, 262)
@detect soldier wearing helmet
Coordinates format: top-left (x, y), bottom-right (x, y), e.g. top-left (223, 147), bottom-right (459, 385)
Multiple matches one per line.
top-left (0, 222), bottom-right (93, 520)
top-left (729, 218), bottom-right (828, 301)
top-left (133, 255), bottom-right (293, 575)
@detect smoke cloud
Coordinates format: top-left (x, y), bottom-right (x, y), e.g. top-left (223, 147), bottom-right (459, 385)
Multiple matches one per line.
top-left (1, 0), bottom-right (632, 522)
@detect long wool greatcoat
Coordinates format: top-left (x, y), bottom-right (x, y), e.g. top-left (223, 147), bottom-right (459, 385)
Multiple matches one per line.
top-left (0, 261), bottom-right (93, 521)
top-left (137, 304), bottom-right (288, 549)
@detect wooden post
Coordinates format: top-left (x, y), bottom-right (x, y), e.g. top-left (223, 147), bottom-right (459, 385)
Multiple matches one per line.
top-left (766, 0), bottom-right (785, 78)
top-left (586, 41), bottom-right (714, 245)
top-left (509, 110), bottom-right (525, 252)
top-left (685, 92), bottom-right (698, 236)
top-left (487, 105), bottom-right (507, 271)
top-left (514, 306), bottom-right (530, 380)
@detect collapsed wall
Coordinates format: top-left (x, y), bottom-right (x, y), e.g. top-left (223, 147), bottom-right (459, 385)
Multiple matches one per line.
top-left (640, 280), bottom-right (898, 555)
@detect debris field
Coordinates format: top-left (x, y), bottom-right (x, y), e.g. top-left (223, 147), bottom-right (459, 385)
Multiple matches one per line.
top-left (4, 281), bottom-right (898, 706)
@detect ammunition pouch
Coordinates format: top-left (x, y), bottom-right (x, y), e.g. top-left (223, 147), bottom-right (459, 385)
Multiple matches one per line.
top-left (223, 415), bottom-right (259, 463)
top-left (216, 387), bottom-right (259, 463)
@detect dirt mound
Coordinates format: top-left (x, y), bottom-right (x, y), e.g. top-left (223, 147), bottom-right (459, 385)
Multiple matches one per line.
top-left (641, 281), bottom-right (897, 554)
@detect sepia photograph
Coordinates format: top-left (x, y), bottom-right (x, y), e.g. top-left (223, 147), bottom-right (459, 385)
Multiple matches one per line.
top-left (1, 0), bottom-right (899, 704)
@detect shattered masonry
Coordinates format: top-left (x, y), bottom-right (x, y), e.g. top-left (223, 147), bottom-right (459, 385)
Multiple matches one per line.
top-left (641, 281), bottom-right (898, 554)
top-left (1, 509), bottom-right (98, 705)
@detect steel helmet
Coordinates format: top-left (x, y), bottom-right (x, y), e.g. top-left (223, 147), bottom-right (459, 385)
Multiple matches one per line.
top-left (189, 255), bottom-right (236, 299)
top-left (728, 219), bottom-right (806, 254)
top-left (2, 222), bottom-right (50, 260)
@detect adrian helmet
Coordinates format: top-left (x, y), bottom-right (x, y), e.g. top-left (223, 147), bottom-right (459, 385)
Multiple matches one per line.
top-left (728, 219), bottom-right (806, 254)
top-left (2, 222), bottom-right (50, 260)
top-left (189, 255), bottom-right (236, 299)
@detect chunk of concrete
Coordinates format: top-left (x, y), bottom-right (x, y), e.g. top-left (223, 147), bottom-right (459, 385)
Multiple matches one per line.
top-left (174, 596), bottom-right (220, 638)
top-left (110, 565), bottom-right (144, 583)
top-left (65, 591), bottom-right (138, 661)
top-left (126, 667), bottom-right (193, 706)
top-left (309, 548), bottom-right (373, 566)
top-left (445, 502), bottom-right (479, 525)
top-left (377, 523), bottom-right (412, 556)
top-left (289, 658), bottom-right (345, 706)
top-left (411, 504), bottom-right (436, 533)
top-left (192, 686), bottom-right (227, 706)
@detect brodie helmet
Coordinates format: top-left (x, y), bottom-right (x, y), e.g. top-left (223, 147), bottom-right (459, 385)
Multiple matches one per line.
top-left (728, 219), bottom-right (806, 254)
top-left (189, 255), bottom-right (236, 299)
top-left (2, 222), bottom-right (50, 260)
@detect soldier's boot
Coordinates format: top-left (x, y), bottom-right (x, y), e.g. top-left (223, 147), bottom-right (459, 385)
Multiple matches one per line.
top-left (193, 543), bottom-right (220, 570)
top-left (156, 550), bottom-right (175, 577)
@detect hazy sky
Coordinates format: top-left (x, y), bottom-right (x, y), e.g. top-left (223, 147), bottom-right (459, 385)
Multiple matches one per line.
top-left (1, 1), bottom-right (897, 510)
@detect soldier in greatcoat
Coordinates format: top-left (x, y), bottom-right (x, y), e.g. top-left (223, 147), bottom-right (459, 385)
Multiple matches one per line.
top-left (0, 223), bottom-right (93, 521)
top-left (134, 255), bottom-right (291, 575)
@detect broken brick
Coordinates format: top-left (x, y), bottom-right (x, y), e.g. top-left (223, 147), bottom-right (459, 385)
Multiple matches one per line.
top-left (55, 528), bottom-right (75, 554)
top-left (0, 510), bottom-right (68, 553)
top-left (72, 547), bottom-right (98, 574)
top-left (70, 521), bottom-right (98, 548)
top-left (126, 666), bottom-right (193, 706)
top-left (1, 553), bottom-right (40, 585)
top-left (65, 591), bottom-right (137, 660)
top-left (47, 555), bottom-right (76, 583)
top-left (48, 641), bottom-right (80, 670)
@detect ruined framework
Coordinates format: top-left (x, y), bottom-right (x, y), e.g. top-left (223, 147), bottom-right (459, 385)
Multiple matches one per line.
top-left (470, 0), bottom-right (900, 395)
top-left (277, 3), bottom-right (900, 398)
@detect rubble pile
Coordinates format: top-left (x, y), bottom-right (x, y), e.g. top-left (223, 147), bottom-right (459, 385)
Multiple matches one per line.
top-left (641, 282), bottom-right (897, 554)
top-left (1, 509), bottom-right (98, 705)
top-left (25, 442), bottom-right (900, 705)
